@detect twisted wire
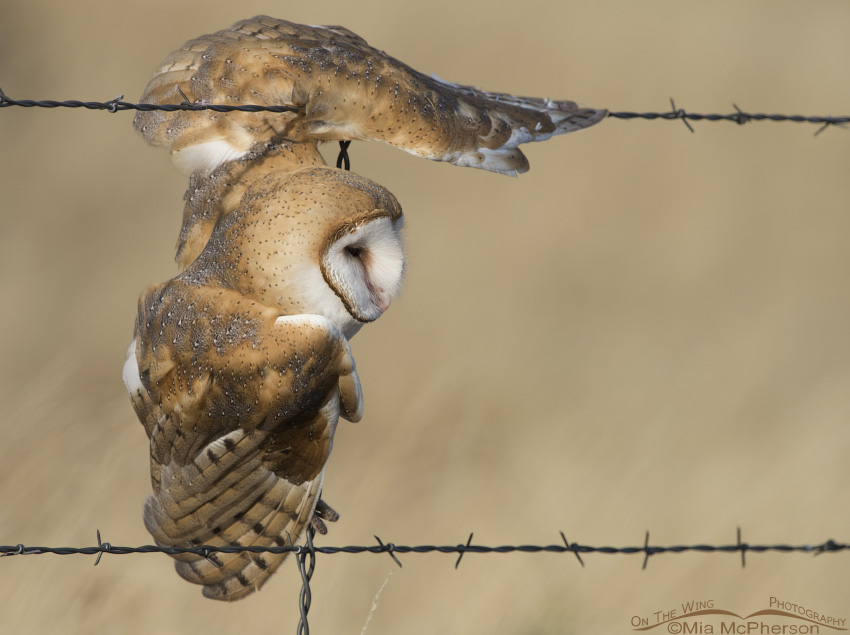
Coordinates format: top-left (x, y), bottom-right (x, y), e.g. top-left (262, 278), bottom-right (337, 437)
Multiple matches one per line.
top-left (3, 526), bottom-right (845, 635)
top-left (296, 526), bottom-right (317, 635)
top-left (0, 89), bottom-right (300, 114)
top-left (1, 90), bottom-right (847, 135)
top-left (2, 532), bottom-right (845, 560)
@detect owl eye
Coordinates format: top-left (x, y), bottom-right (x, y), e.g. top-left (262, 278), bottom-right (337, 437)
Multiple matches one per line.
top-left (346, 245), bottom-right (363, 258)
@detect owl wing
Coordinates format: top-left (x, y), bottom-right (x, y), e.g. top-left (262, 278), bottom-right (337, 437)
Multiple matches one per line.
top-left (123, 279), bottom-right (362, 601)
top-left (134, 15), bottom-right (607, 176)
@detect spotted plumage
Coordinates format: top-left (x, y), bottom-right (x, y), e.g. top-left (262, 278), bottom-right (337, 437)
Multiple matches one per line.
top-left (124, 167), bottom-right (403, 600)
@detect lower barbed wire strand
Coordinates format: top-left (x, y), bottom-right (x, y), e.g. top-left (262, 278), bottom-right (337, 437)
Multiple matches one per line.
top-left (1, 537), bottom-right (845, 559)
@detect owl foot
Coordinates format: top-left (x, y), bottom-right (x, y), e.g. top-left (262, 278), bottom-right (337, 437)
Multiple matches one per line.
top-left (310, 498), bottom-right (340, 535)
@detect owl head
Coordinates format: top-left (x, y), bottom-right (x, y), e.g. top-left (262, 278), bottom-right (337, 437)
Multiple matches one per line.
top-left (183, 166), bottom-right (405, 339)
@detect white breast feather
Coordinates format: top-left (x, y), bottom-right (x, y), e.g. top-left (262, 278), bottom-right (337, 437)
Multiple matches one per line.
top-left (172, 140), bottom-right (250, 175)
top-left (122, 340), bottom-right (144, 396)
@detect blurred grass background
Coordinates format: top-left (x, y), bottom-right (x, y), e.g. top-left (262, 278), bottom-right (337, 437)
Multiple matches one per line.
top-left (1, 1), bottom-right (848, 633)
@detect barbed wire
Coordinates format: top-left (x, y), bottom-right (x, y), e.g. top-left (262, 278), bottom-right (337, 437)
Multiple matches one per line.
top-left (1, 89), bottom-right (847, 135)
top-left (0, 88), bottom-right (301, 114)
top-left (610, 98), bottom-right (849, 135)
top-left (2, 529), bottom-right (846, 634)
top-left (3, 531), bottom-right (846, 562)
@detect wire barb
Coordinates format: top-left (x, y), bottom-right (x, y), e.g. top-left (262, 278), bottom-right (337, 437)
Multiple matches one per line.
top-left (813, 539), bottom-right (844, 555)
top-left (104, 95), bottom-right (124, 114)
top-left (737, 527), bottom-right (747, 568)
top-left (560, 531), bottom-right (584, 567)
top-left (732, 103), bottom-right (751, 125)
top-left (186, 541), bottom-right (222, 570)
top-left (94, 530), bottom-right (112, 566)
top-left (669, 98), bottom-right (695, 133)
top-left (811, 117), bottom-right (847, 137)
top-left (176, 86), bottom-right (192, 106)
top-left (454, 533), bottom-right (474, 570)
top-left (642, 531), bottom-right (653, 570)
top-left (374, 535), bottom-right (402, 568)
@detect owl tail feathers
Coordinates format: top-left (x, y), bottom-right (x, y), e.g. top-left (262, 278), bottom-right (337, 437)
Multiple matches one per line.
top-left (144, 474), bottom-right (322, 601)
top-left (143, 432), bottom-right (324, 601)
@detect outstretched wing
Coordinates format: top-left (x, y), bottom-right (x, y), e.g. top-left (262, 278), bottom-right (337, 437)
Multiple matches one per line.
top-left (123, 279), bottom-right (362, 600)
top-left (134, 15), bottom-right (606, 176)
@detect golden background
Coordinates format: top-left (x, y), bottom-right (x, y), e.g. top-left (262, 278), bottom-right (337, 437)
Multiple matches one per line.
top-left (1, 1), bottom-right (848, 632)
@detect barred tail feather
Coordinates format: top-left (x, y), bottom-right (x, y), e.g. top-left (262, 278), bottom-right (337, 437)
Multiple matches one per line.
top-left (143, 428), bottom-right (323, 601)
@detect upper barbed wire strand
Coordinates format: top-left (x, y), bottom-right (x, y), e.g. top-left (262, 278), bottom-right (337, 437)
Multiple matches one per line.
top-left (0, 90), bottom-right (847, 134)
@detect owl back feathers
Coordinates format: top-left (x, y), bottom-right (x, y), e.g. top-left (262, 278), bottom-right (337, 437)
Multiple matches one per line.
top-left (126, 277), bottom-right (363, 600)
top-left (134, 16), bottom-right (606, 176)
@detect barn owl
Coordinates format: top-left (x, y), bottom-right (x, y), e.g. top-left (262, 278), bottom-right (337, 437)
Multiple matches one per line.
top-left (126, 15), bottom-right (604, 601)
top-left (123, 167), bottom-right (404, 600)
top-left (134, 15), bottom-right (606, 177)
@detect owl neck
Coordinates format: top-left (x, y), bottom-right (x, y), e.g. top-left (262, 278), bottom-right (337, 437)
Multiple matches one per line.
top-left (175, 141), bottom-right (326, 271)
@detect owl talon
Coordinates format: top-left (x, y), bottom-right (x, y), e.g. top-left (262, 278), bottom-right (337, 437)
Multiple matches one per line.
top-left (311, 515), bottom-right (328, 535)
top-left (315, 498), bottom-right (340, 523)
top-left (310, 498), bottom-right (340, 536)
